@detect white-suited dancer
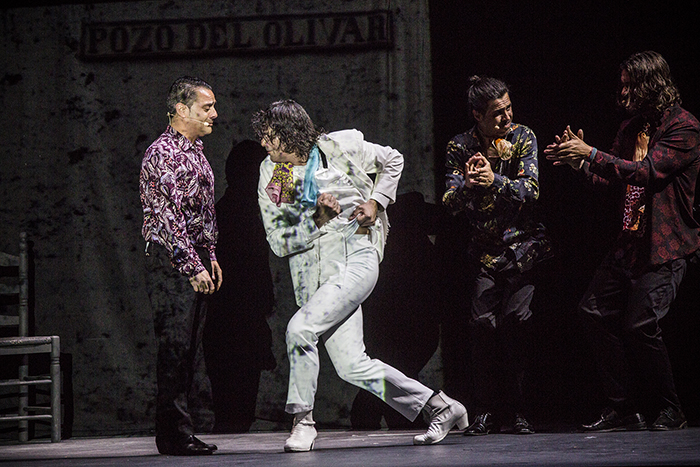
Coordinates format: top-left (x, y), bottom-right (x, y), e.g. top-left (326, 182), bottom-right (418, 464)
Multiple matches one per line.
top-left (253, 100), bottom-right (468, 452)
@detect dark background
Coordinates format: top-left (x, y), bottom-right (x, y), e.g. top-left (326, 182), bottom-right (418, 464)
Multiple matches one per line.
top-left (428, 0), bottom-right (700, 428)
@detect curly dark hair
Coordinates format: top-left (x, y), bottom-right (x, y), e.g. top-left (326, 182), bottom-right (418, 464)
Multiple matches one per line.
top-left (251, 100), bottom-right (323, 162)
top-left (618, 51), bottom-right (681, 115)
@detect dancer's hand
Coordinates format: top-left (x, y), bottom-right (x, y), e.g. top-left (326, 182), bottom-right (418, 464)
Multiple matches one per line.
top-left (313, 192), bottom-right (341, 227)
top-left (350, 199), bottom-right (379, 227)
top-left (545, 126), bottom-right (589, 169)
top-left (210, 260), bottom-right (222, 291)
top-left (189, 269), bottom-right (216, 294)
top-left (466, 153), bottom-right (494, 187)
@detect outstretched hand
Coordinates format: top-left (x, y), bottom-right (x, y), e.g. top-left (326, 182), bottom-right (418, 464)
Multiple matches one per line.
top-left (544, 126), bottom-right (590, 169)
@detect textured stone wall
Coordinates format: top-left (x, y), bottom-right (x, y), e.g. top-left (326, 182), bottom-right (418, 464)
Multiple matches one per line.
top-left (0, 0), bottom-right (434, 436)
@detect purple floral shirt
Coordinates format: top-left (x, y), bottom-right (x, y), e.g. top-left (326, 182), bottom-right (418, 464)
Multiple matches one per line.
top-left (140, 126), bottom-right (218, 277)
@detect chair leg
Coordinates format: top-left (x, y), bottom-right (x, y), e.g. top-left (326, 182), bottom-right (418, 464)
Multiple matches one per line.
top-left (60, 352), bottom-right (74, 439)
top-left (18, 355), bottom-right (29, 442)
top-left (50, 337), bottom-right (61, 442)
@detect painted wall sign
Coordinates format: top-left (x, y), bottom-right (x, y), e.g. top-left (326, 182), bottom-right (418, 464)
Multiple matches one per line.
top-left (80, 10), bottom-right (393, 60)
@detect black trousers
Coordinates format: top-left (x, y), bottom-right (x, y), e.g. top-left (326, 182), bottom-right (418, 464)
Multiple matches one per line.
top-left (145, 242), bottom-right (212, 441)
top-left (577, 257), bottom-right (687, 416)
top-left (468, 261), bottom-right (535, 419)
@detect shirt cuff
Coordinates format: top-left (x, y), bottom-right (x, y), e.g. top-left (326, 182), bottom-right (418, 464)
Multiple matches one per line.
top-left (490, 173), bottom-right (504, 190)
top-left (371, 193), bottom-right (391, 210)
top-left (588, 147), bottom-right (598, 162)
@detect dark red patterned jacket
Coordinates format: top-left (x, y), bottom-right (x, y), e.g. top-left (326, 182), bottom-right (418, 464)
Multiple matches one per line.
top-left (584, 104), bottom-right (700, 267)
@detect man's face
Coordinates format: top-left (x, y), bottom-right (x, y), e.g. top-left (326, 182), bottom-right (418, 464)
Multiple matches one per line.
top-left (260, 130), bottom-right (301, 165)
top-left (473, 93), bottom-right (513, 139)
top-left (183, 87), bottom-right (217, 137)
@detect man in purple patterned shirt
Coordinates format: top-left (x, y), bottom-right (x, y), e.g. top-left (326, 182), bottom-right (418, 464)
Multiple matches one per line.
top-left (140, 76), bottom-right (222, 456)
top-left (546, 51), bottom-right (700, 433)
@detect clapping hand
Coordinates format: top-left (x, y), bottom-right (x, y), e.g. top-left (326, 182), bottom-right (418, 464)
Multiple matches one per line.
top-left (465, 153), bottom-right (494, 188)
top-left (544, 126), bottom-right (589, 169)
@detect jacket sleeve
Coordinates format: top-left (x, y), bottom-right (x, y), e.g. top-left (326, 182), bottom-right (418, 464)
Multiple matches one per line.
top-left (588, 114), bottom-right (700, 191)
top-left (357, 138), bottom-right (404, 209)
top-left (443, 138), bottom-right (471, 213)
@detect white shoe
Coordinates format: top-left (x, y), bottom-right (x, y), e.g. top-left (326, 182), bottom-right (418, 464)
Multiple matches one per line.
top-left (284, 420), bottom-right (317, 452)
top-left (413, 391), bottom-right (469, 445)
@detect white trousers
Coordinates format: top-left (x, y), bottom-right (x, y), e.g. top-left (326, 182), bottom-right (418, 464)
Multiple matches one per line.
top-left (285, 234), bottom-right (433, 422)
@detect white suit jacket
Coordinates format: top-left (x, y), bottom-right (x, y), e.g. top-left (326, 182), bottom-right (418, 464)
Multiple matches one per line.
top-left (257, 129), bottom-right (404, 306)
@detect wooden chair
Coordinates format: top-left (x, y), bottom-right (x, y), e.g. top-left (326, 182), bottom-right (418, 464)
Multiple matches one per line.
top-left (0, 232), bottom-right (61, 442)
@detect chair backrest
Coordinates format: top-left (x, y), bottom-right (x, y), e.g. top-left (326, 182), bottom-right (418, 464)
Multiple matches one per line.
top-left (0, 232), bottom-right (29, 337)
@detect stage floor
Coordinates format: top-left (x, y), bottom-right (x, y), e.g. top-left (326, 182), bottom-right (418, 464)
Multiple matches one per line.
top-left (2, 428), bottom-right (700, 466)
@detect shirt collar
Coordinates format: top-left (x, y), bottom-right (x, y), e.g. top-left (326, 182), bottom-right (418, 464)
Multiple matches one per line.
top-left (166, 125), bottom-right (203, 152)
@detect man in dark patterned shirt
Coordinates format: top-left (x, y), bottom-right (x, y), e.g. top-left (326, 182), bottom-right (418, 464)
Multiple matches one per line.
top-left (545, 51), bottom-right (700, 432)
top-left (443, 76), bottom-right (551, 437)
top-left (140, 76), bottom-right (222, 455)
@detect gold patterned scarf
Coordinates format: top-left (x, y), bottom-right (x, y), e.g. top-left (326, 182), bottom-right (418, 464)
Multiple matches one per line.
top-left (265, 162), bottom-right (295, 206)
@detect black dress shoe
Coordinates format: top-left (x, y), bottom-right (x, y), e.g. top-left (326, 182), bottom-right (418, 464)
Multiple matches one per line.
top-left (513, 413), bottom-right (535, 435)
top-left (650, 407), bottom-right (687, 431)
top-left (192, 435), bottom-right (218, 451)
top-left (464, 412), bottom-right (494, 436)
top-left (156, 434), bottom-right (216, 456)
top-left (581, 408), bottom-right (646, 432)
